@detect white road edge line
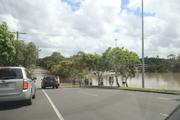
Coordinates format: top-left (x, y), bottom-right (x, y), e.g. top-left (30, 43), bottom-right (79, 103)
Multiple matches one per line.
top-left (160, 113), bottom-right (168, 117)
top-left (160, 113), bottom-right (169, 117)
top-left (78, 91), bottom-right (98, 97)
top-left (42, 90), bottom-right (64, 120)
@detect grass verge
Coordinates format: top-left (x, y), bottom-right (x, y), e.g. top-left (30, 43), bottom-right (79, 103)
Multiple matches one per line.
top-left (86, 86), bottom-right (180, 95)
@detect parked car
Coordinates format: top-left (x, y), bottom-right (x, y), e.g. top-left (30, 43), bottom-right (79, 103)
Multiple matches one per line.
top-left (0, 67), bottom-right (36, 105)
top-left (41, 76), bottom-right (59, 89)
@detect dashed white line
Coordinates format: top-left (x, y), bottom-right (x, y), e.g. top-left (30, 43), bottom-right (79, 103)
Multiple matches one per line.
top-left (160, 113), bottom-right (168, 117)
top-left (42, 90), bottom-right (64, 120)
top-left (78, 91), bottom-right (98, 97)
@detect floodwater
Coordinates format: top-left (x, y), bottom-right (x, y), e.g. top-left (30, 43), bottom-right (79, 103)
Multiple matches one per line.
top-left (91, 73), bottom-right (180, 90)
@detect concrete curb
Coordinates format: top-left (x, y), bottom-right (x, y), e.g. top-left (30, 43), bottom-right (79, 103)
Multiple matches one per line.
top-left (83, 86), bottom-right (180, 95)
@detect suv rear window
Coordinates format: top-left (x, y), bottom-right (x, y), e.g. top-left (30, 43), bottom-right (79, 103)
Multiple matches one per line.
top-left (0, 68), bottom-right (23, 80)
top-left (44, 77), bottom-right (56, 81)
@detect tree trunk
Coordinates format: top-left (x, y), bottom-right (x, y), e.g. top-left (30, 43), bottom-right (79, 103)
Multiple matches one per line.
top-left (98, 74), bottom-right (101, 87)
top-left (97, 72), bottom-right (103, 87)
top-left (125, 77), bottom-right (128, 87)
top-left (115, 75), bottom-right (120, 87)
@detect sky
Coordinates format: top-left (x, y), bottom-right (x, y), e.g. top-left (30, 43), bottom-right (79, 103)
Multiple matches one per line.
top-left (0, 0), bottom-right (180, 58)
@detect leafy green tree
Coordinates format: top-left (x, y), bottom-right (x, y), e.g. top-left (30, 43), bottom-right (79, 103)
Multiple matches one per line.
top-left (71, 52), bottom-right (107, 86)
top-left (86, 53), bottom-right (105, 86)
top-left (41, 52), bottom-right (64, 70)
top-left (13, 40), bottom-right (38, 69)
top-left (0, 22), bottom-right (16, 65)
top-left (25, 42), bottom-right (38, 68)
top-left (13, 40), bottom-right (26, 66)
top-left (103, 47), bottom-right (140, 87)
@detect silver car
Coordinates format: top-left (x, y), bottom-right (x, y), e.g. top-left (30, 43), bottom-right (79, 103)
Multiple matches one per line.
top-left (0, 67), bottom-right (36, 105)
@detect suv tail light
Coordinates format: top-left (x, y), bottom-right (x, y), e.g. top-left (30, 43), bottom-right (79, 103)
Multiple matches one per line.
top-left (23, 80), bottom-right (29, 89)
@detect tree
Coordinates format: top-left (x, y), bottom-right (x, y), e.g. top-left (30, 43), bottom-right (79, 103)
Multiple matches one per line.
top-left (0, 22), bottom-right (16, 66)
top-left (25, 42), bottom-right (39, 68)
top-left (13, 40), bottom-right (26, 66)
top-left (103, 47), bottom-right (140, 87)
top-left (40, 48), bottom-right (140, 87)
top-left (13, 40), bottom-right (38, 69)
top-left (83, 53), bottom-right (105, 86)
top-left (41, 52), bottom-right (64, 70)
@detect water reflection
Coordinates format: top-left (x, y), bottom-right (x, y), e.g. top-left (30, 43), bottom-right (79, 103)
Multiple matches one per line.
top-left (91, 73), bottom-right (180, 90)
top-left (128, 73), bottom-right (180, 90)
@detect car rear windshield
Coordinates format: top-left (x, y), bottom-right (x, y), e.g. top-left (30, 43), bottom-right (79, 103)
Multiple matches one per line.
top-left (44, 77), bottom-right (56, 81)
top-left (0, 68), bottom-right (23, 80)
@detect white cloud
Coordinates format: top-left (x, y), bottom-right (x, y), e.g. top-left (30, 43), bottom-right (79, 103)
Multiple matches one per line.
top-left (0, 0), bottom-right (180, 58)
top-left (0, 14), bottom-right (20, 31)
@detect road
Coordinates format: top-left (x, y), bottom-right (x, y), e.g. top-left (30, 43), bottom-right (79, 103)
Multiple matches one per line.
top-left (0, 68), bottom-right (180, 120)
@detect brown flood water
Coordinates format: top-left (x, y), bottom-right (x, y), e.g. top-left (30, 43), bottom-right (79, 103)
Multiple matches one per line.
top-left (91, 73), bottom-right (180, 90)
top-left (129, 73), bottom-right (180, 90)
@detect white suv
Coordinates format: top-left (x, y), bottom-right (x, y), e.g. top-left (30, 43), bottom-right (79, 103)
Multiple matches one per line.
top-left (0, 67), bottom-right (36, 105)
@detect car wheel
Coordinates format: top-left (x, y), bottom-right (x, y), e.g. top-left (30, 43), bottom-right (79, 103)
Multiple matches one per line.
top-left (25, 97), bottom-right (32, 105)
top-left (56, 86), bottom-right (58, 89)
top-left (32, 94), bottom-right (36, 99)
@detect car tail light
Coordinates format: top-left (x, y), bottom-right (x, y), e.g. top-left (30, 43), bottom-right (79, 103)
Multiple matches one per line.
top-left (44, 80), bottom-right (48, 83)
top-left (23, 81), bottom-right (28, 89)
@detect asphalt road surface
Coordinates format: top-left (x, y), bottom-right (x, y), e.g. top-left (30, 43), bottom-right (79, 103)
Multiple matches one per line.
top-left (0, 68), bottom-right (180, 120)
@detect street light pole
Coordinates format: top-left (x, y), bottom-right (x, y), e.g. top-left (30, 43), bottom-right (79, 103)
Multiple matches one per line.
top-left (142, 0), bottom-right (145, 88)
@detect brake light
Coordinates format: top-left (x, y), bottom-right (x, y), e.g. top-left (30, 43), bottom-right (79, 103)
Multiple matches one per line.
top-left (44, 80), bottom-right (48, 83)
top-left (23, 81), bottom-right (28, 89)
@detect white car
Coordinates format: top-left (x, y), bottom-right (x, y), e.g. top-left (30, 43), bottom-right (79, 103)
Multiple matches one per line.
top-left (0, 67), bottom-right (36, 105)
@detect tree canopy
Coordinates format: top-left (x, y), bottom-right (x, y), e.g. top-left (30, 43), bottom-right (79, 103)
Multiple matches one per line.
top-left (0, 21), bottom-right (38, 69)
top-left (0, 22), bottom-right (16, 65)
top-left (40, 47), bottom-right (140, 87)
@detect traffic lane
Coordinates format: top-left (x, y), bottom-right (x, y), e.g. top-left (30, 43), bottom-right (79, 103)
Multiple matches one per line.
top-left (32, 68), bottom-right (49, 89)
top-left (0, 90), bottom-right (59, 120)
top-left (166, 104), bottom-right (180, 120)
top-left (45, 88), bottom-right (180, 120)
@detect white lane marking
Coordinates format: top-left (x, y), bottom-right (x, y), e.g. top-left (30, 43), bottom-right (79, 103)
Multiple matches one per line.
top-left (158, 97), bottom-right (171, 101)
top-left (42, 90), bottom-right (64, 120)
top-left (160, 113), bottom-right (168, 117)
top-left (78, 91), bottom-right (98, 97)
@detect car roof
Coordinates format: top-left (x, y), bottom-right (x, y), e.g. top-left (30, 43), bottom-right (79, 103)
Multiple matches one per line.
top-left (0, 66), bottom-right (25, 70)
top-left (44, 76), bottom-right (56, 78)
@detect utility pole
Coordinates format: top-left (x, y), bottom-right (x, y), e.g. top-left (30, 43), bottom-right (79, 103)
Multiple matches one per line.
top-left (114, 38), bottom-right (118, 47)
top-left (11, 31), bottom-right (26, 40)
top-left (142, 0), bottom-right (145, 88)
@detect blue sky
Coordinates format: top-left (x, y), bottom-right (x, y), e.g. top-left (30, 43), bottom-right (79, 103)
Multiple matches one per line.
top-left (61, 0), bottom-right (82, 11)
top-left (62, 0), bottom-right (128, 11)
top-left (62, 0), bottom-right (155, 17)
top-left (121, 0), bottom-right (129, 9)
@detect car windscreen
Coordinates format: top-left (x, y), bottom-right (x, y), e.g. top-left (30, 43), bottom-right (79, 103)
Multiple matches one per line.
top-left (0, 68), bottom-right (23, 80)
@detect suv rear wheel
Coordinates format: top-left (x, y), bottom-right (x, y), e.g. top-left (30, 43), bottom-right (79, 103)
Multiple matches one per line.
top-left (32, 94), bottom-right (36, 99)
top-left (25, 96), bottom-right (32, 105)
